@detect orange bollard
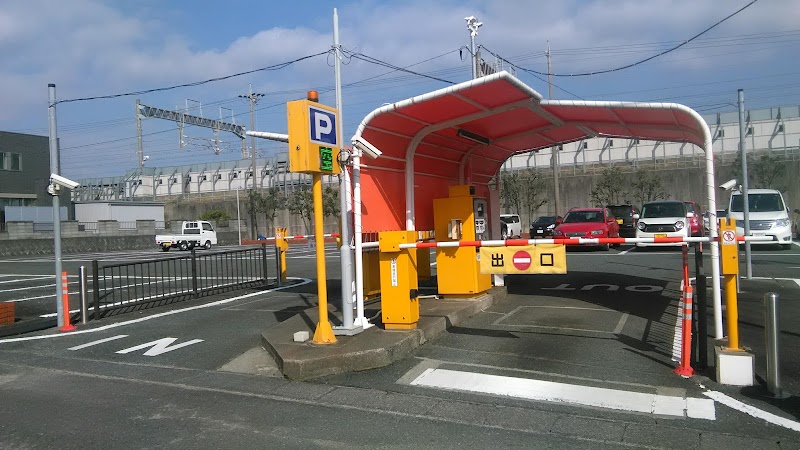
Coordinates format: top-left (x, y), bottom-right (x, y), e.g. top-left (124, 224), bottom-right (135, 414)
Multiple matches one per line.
top-left (674, 284), bottom-right (694, 376)
top-left (59, 272), bottom-right (76, 332)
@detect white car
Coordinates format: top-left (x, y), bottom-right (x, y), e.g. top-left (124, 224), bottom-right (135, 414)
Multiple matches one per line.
top-left (500, 214), bottom-right (522, 239)
top-left (727, 189), bottom-right (792, 250)
top-left (634, 201), bottom-right (689, 247)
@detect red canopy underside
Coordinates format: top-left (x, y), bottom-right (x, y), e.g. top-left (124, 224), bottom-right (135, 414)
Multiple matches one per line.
top-left (356, 72), bottom-right (706, 231)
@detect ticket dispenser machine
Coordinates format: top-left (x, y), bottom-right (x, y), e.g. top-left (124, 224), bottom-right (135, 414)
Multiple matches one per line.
top-left (433, 185), bottom-right (492, 297)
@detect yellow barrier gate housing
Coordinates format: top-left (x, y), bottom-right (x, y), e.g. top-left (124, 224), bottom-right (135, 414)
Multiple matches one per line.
top-left (379, 231), bottom-right (419, 330)
top-left (275, 227), bottom-right (288, 283)
top-left (433, 185), bottom-right (491, 297)
top-left (719, 218), bottom-right (741, 350)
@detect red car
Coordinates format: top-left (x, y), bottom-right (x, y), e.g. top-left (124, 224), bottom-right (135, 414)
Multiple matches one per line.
top-left (683, 201), bottom-right (703, 236)
top-left (553, 207), bottom-right (621, 250)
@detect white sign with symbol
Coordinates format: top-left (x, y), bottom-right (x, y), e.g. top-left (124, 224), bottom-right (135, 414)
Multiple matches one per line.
top-left (722, 230), bottom-right (736, 245)
top-left (475, 219), bottom-right (486, 234)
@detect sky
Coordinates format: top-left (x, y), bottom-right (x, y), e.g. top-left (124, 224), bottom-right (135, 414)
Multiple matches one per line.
top-left (1, 0), bottom-right (798, 181)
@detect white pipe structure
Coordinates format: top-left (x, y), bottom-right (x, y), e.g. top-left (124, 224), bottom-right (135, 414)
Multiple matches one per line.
top-left (351, 71), bottom-right (726, 339)
top-left (246, 131), bottom-right (288, 142)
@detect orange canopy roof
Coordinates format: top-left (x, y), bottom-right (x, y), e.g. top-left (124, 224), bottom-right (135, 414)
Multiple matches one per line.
top-left (351, 71), bottom-right (711, 232)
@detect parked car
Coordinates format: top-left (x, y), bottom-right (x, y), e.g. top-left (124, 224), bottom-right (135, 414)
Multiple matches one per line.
top-left (155, 220), bottom-right (218, 251)
top-left (553, 208), bottom-right (620, 250)
top-left (529, 215), bottom-right (563, 238)
top-left (607, 204), bottom-right (640, 238)
top-left (500, 214), bottom-right (522, 239)
top-left (683, 201), bottom-right (703, 236)
top-left (634, 201), bottom-right (688, 247)
top-left (728, 189), bottom-right (793, 249)
top-left (702, 209), bottom-right (727, 235)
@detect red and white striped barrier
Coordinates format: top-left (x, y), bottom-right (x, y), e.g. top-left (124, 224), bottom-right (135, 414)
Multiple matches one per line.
top-left (393, 235), bottom-right (772, 249)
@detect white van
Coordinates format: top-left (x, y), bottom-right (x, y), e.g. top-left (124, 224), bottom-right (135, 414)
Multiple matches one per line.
top-left (727, 189), bottom-right (792, 249)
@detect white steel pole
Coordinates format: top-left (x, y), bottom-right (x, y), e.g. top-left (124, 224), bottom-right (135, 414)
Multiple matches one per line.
top-left (333, 8), bottom-right (358, 333)
top-left (352, 150), bottom-right (371, 329)
top-left (738, 89), bottom-right (753, 278)
top-left (48, 83), bottom-right (64, 327)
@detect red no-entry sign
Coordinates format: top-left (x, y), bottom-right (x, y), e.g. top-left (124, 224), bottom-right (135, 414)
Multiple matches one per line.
top-left (512, 251), bottom-right (532, 271)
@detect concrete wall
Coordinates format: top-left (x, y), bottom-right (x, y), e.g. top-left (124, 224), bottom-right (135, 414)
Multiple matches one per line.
top-left (0, 220), bottom-right (241, 257)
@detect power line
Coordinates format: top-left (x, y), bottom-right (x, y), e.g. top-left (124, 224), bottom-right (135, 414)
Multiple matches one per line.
top-left (481, 0), bottom-right (759, 77)
top-left (53, 51), bottom-right (330, 105)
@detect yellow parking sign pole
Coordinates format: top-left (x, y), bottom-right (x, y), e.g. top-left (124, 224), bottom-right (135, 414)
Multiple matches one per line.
top-left (719, 218), bottom-right (741, 351)
top-left (312, 173), bottom-right (336, 344)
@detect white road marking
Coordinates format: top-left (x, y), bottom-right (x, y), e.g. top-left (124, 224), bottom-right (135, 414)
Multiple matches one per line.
top-left (68, 335), bottom-right (128, 350)
top-left (0, 280), bottom-right (79, 294)
top-left (0, 278), bottom-right (313, 343)
top-left (116, 337), bottom-right (204, 356)
top-left (704, 390), bottom-right (800, 431)
top-left (617, 247), bottom-right (633, 255)
top-left (410, 368), bottom-right (714, 419)
top-left (0, 276), bottom-right (54, 285)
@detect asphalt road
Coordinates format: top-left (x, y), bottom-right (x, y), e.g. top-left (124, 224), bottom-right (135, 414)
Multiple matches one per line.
top-left (1, 241), bottom-right (799, 447)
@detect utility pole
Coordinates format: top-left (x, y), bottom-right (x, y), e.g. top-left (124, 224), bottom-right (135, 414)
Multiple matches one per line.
top-left (737, 89), bottom-right (753, 278)
top-left (465, 16), bottom-right (482, 79)
top-left (547, 41), bottom-right (561, 217)
top-left (136, 99), bottom-right (144, 169)
top-left (239, 85), bottom-right (264, 239)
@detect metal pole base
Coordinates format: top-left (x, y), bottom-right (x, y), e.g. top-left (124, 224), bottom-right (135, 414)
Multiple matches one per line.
top-left (332, 324), bottom-right (364, 336)
top-left (312, 320), bottom-right (337, 344)
top-left (353, 317), bottom-right (375, 329)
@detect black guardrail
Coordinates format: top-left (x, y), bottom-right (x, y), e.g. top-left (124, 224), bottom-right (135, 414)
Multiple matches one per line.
top-left (91, 245), bottom-right (278, 319)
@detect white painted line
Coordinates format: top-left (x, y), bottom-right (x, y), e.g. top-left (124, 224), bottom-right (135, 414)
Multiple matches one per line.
top-left (0, 276), bottom-right (54, 285)
top-left (0, 278), bottom-right (313, 343)
top-left (704, 390), bottom-right (800, 431)
top-left (686, 397), bottom-right (716, 420)
top-left (68, 335), bottom-right (128, 350)
top-left (617, 247), bottom-right (633, 255)
top-left (6, 291), bottom-right (81, 302)
top-left (0, 281), bottom-right (79, 294)
top-left (613, 313), bottom-right (629, 335)
top-left (410, 368), bottom-right (714, 419)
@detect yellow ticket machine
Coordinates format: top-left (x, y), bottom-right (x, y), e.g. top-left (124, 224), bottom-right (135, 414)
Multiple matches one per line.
top-left (433, 185), bottom-right (492, 297)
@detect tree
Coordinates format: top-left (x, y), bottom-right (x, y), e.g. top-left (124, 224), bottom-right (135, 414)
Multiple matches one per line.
top-left (257, 187), bottom-right (284, 232)
top-left (500, 171), bottom-right (524, 214)
top-left (285, 186), bottom-right (314, 234)
top-left (752, 153), bottom-right (784, 189)
top-left (731, 151), bottom-right (785, 190)
top-left (630, 174), bottom-right (669, 205)
top-left (590, 166), bottom-right (627, 206)
top-left (520, 170), bottom-right (549, 220)
top-left (322, 185), bottom-right (340, 219)
top-left (199, 209), bottom-right (231, 222)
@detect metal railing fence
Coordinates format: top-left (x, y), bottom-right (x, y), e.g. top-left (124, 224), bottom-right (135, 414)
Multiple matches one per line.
top-left (91, 244), bottom-right (277, 319)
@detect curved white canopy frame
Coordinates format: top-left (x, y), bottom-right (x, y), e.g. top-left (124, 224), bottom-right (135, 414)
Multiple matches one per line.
top-left (351, 72), bottom-right (724, 339)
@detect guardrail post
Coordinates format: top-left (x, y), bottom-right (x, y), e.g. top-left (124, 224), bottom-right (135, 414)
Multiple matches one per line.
top-left (79, 265), bottom-right (88, 325)
top-left (92, 260), bottom-right (100, 320)
top-left (694, 243), bottom-right (708, 369)
top-left (190, 248), bottom-right (198, 299)
top-left (764, 292), bottom-right (787, 398)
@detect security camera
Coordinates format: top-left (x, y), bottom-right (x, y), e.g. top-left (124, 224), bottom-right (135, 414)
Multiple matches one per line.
top-left (351, 137), bottom-right (382, 159)
top-left (718, 179), bottom-right (737, 191)
top-left (50, 174), bottom-right (80, 190)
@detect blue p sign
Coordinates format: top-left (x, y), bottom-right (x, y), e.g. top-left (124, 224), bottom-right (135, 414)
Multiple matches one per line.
top-left (308, 106), bottom-right (338, 146)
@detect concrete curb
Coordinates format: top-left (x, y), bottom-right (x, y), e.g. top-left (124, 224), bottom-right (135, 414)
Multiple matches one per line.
top-left (261, 290), bottom-right (498, 380)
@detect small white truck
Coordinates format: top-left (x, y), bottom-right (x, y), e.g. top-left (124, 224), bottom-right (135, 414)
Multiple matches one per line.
top-left (155, 220), bottom-right (218, 252)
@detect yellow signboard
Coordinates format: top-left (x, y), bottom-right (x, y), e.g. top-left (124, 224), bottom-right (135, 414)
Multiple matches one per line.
top-left (719, 218), bottom-right (739, 275)
top-left (286, 99), bottom-right (341, 174)
top-left (479, 244), bottom-right (567, 274)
